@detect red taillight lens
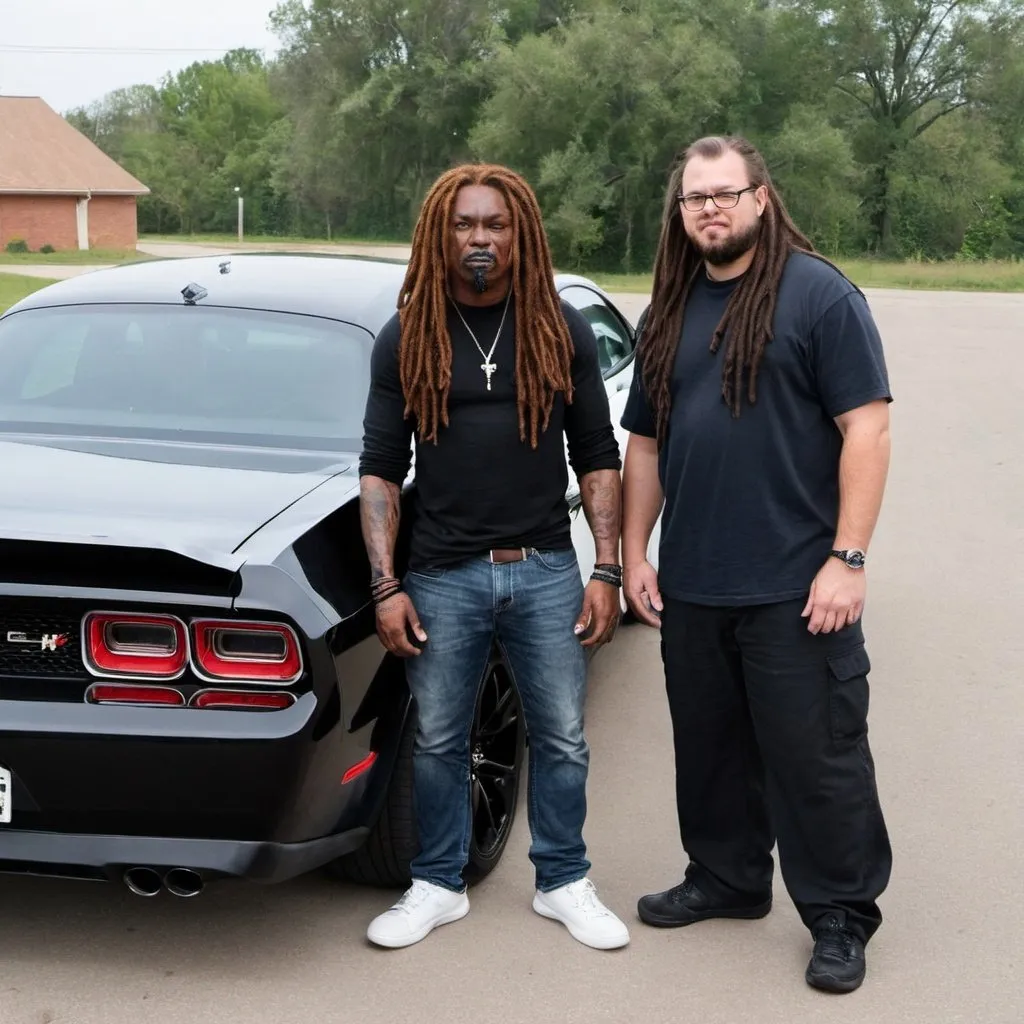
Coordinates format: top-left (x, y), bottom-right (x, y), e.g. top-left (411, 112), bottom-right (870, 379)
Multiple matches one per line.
top-left (87, 683), bottom-right (185, 706)
top-left (191, 620), bottom-right (302, 683)
top-left (84, 613), bottom-right (188, 678)
top-left (191, 689), bottom-right (295, 711)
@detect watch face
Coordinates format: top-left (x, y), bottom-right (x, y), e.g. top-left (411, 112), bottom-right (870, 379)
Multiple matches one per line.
top-left (846, 549), bottom-right (866, 568)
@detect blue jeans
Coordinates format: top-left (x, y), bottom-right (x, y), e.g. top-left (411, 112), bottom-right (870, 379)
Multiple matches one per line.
top-left (402, 548), bottom-right (591, 894)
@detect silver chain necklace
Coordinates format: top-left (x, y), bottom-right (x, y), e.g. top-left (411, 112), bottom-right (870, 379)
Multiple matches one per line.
top-left (451, 289), bottom-right (512, 391)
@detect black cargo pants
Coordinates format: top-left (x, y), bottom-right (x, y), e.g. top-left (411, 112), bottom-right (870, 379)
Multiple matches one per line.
top-left (659, 595), bottom-right (892, 943)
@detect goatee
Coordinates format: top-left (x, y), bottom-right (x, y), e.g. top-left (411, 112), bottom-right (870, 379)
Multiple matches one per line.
top-left (463, 250), bottom-right (497, 293)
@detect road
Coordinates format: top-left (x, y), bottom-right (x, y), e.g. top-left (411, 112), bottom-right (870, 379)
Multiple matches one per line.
top-left (0, 276), bottom-right (1021, 1024)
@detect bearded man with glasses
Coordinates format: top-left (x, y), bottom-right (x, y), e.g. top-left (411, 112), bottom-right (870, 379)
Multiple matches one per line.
top-left (620, 135), bottom-right (894, 993)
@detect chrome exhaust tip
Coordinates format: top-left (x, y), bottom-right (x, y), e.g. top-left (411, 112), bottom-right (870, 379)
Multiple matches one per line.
top-left (123, 866), bottom-right (162, 897)
top-left (164, 867), bottom-right (204, 898)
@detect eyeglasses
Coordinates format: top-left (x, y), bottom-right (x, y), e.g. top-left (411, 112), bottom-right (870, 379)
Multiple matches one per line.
top-left (676, 186), bottom-right (758, 212)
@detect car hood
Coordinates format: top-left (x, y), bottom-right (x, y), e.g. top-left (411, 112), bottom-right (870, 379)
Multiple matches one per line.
top-left (0, 435), bottom-right (354, 568)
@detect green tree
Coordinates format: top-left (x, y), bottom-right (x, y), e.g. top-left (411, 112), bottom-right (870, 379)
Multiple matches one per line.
top-left (468, 2), bottom-right (739, 270)
top-left (63, 1), bottom-right (1022, 262)
top-left (760, 105), bottom-right (866, 255)
top-left (66, 84), bottom-right (162, 159)
top-left (888, 108), bottom-right (1014, 256)
top-left (784, 0), bottom-right (1016, 253)
top-left (156, 49), bottom-right (286, 234)
top-left (269, 0), bottom-right (506, 237)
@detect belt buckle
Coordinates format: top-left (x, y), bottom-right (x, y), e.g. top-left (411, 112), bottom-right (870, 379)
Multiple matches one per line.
top-left (489, 547), bottom-right (529, 564)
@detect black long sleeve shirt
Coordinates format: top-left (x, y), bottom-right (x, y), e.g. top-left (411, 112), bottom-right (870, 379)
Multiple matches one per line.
top-left (359, 295), bottom-right (621, 569)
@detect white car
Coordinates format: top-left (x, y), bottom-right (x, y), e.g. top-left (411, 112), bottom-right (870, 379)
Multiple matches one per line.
top-left (555, 276), bottom-right (661, 601)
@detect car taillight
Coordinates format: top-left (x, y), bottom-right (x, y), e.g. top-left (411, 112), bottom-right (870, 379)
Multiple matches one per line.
top-left (86, 683), bottom-right (185, 706)
top-left (191, 620), bottom-right (302, 683)
top-left (191, 689), bottom-right (295, 711)
top-left (84, 612), bottom-right (188, 679)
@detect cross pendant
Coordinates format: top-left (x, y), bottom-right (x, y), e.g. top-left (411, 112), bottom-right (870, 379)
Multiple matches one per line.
top-left (481, 361), bottom-right (497, 390)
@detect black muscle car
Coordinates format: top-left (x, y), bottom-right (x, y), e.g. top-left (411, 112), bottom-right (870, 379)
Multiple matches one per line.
top-left (0, 253), bottom-right (638, 896)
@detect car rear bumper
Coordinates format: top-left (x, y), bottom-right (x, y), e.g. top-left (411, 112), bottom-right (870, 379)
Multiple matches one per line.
top-left (0, 686), bottom-right (389, 880)
top-left (0, 822), bottom-right (370, 887)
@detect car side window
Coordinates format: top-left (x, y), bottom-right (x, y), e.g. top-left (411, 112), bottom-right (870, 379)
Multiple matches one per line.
top-left (558, 285), bottom-right (633, 376)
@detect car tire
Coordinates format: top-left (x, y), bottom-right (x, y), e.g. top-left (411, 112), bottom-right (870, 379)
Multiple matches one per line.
top-left (463, 655), bottom-right (526, 885)
top-left (328, 650), bottom-right (526, 889)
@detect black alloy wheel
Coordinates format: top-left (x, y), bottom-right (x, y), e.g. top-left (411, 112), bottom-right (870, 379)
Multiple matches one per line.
top-left (465, 656), bottom-right (525, 881)
top-left (329, 650), bottom-right (526, 888)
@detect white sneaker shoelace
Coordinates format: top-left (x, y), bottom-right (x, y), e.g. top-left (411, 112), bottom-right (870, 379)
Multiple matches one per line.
top-left (565, 878), bottom-right (612, 919)
top-left (389, 880), bottom-right (435, 915)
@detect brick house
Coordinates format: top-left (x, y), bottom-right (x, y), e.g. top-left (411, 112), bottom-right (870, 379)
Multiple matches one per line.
top-left (0, 96), bottom-right (149, 252)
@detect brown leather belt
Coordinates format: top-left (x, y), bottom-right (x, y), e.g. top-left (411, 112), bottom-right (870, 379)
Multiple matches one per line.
top-left (489, 547), bottom-right (533, 563)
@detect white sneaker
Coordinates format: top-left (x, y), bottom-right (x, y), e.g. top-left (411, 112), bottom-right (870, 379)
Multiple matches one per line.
top-left (532, 877), bottom-right (630, 949)
top-left (366, 879), bottom-right (470, 948)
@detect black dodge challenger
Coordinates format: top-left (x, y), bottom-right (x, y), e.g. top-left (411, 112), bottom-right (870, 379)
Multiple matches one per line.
top-left (0, 253), bottom-right (638, 897)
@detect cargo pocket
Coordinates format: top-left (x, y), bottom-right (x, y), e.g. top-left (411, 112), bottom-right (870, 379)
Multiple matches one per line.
top-left (826, 644), bottom-right (871, 743)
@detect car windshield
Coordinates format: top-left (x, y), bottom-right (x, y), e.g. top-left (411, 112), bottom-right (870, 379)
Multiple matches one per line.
top-left (0, 304), bottom-right (372, 450)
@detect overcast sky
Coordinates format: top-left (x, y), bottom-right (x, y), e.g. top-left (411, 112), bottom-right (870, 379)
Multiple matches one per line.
top-left (0, 0), bottom-right (282, 114)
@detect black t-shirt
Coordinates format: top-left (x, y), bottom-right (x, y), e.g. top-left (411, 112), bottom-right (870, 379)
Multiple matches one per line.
top-left (621, 251), bottom-right (892, 606)
top-left (360, 294), bottom-right (620, 569)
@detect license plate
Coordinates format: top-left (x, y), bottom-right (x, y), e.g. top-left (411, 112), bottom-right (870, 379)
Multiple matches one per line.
top-left (0, 767), bottom-right (10, 824)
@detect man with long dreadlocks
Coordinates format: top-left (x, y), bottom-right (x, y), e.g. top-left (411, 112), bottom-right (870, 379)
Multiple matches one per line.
top-left (358, 163), bottom-right (630, 951)
top-left (621, 136), bottom-right (893, 993)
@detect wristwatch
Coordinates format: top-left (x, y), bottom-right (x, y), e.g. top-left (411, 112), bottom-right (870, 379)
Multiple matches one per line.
top-left (830, 548), bottom-right (866, 569)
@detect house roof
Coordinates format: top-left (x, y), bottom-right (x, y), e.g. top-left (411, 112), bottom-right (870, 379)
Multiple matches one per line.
top-left (0, 96), bottom-right (149, 196)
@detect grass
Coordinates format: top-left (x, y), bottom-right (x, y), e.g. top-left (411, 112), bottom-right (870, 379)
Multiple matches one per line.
top-left (0, 248), bottom-right (152, 266)
top-left (590, 259), bottom-right (1024, 294)
top-left (587, 272), bottom-right (657, 294)
top-left (0, 272), bottom-right (60, 313)
top-left (837, 258), bottom-right (1024, 292)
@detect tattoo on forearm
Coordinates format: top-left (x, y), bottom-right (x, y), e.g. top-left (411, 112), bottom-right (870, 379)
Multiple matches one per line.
top-left (580, 470), bottom-right (622, 563)
top-left (360, 476), bottom-right (401, 580)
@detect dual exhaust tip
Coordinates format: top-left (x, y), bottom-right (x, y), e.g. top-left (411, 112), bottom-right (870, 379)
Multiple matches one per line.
top-left (123, 866), bottom-right (204, 898)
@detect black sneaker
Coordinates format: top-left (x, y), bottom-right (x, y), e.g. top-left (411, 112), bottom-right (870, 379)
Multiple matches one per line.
top-left (805, 915), bottom-right (866, 993)
top-left (636, 878), bottom-right (772, 928)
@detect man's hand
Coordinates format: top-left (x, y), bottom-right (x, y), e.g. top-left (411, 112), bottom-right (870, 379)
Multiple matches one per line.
top-left (624, 559), bottom-right (663, 628)
top-left (376, 592), bottom-right (428, 656)
top-left (801, 558), bottom-right (866, 634)
top-left (574, 580), bottom-right (620, 648)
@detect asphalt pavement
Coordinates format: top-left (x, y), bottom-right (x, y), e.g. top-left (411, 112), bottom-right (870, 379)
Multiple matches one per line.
top-left (0, 280), bottom-right (1020, 1024)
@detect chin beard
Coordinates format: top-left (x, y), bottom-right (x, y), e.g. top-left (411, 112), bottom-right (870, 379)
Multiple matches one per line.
top-left (693, 220), bottom-right (762, 267)
top-left (463, 251), bottom-right (497, 293)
